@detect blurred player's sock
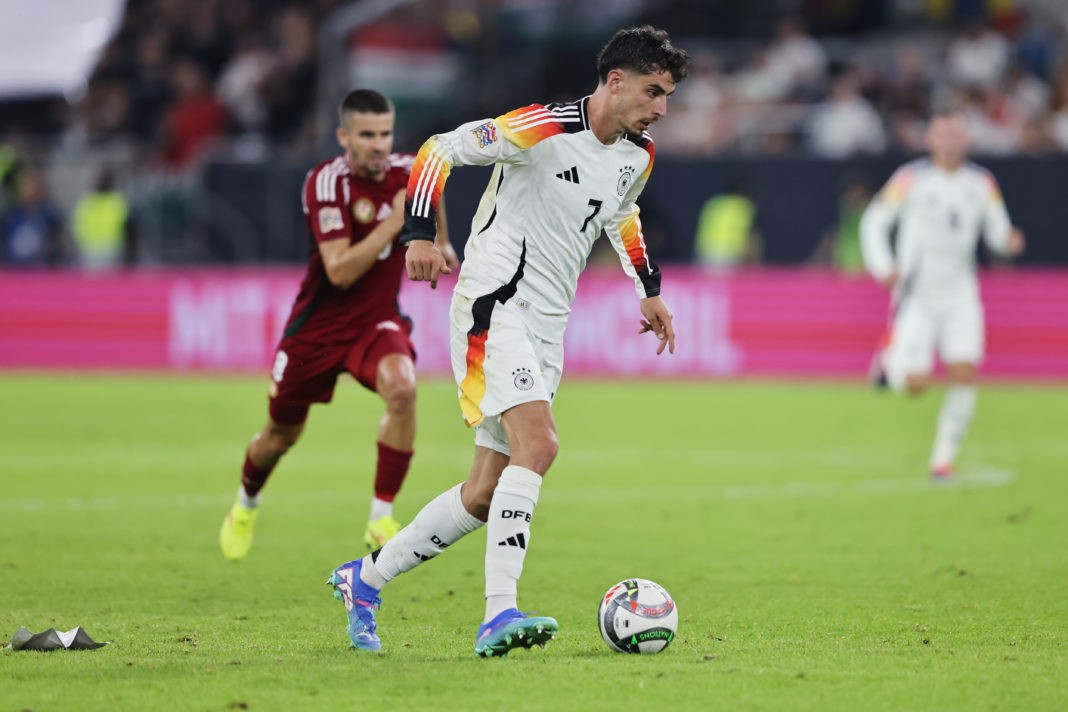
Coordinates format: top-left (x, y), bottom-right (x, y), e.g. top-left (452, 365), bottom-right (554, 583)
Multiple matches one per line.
top-left (369, 496), bottom-right (392, 522)
top-left (219, 494), bottom-right (259, 561)
top-left (868, 352), bottom-right (889, 390)
top-left (868, 332), bottom-right (891, 391)
top-left (930, 463), bottom-right (954, 481)
top-left (930, 384), bottom-right (977, 476)
top-left (241, 443), bottom-right (275, 500)
top-left (370, 483), bottom-right (484, 583)
top-left (484, 466), bottom-right (542, 623)
top-left (374, 441), bottom-right (412, 503)
top-left (238, 485), bottom-right (260, 510)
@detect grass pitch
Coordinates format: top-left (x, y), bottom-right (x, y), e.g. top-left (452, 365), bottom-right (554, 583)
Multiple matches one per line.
top-left (1, 375), bottom-right (1066, 711)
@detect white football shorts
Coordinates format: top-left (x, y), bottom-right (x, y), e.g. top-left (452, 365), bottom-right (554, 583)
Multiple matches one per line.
top-left (449, 292), bottom-right (563, 456)
top-left (888, 294), bottom-right (984, 382)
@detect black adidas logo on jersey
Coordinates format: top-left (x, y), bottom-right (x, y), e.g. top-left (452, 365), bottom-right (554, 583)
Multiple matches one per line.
top-left (497, 533), bottom-right (527, 549)
top-left (555, 166), bottom-right (580, 184)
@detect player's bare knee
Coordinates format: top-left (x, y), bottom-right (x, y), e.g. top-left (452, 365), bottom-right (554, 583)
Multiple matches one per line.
top-left (512, 431), bottom-right (558, 473)
top-left (904, 377), bottom-right (927, 397)
top-left (947, 364), bottom-right (978, 384)
top-left (381, 377), bottom-right (417, 415)
top-left (540, 430), bottom-right (560, 465)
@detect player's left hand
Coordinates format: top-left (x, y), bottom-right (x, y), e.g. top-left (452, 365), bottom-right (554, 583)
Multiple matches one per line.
top-left (638, 296), bottom-right (675, 355)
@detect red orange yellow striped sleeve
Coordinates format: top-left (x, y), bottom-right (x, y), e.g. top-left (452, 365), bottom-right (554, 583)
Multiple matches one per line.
top-left (604, 136), bottom-right (660, 298)
top-left (880, 165), bottom-right (916, 205)
top-left (401, 106), bottom-right (566, 244)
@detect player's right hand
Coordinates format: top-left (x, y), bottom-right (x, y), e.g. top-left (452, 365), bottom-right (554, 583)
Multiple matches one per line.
top-left (881, 269), bottom-right (900, 289)
top-left (406, 239), bottom-right (452, 289)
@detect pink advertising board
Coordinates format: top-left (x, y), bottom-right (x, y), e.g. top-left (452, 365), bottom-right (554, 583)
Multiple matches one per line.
top-left (1, 267), bottom-right (1065, 378)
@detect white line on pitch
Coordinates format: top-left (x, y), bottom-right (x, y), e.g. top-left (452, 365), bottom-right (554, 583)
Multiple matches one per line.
top-left (0, 468), bottom-right (1014, 513)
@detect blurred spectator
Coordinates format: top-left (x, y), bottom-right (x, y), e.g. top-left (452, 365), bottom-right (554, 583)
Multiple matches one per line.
top-left (160, 58), bottom-right (228, 167)
top-left (1004, 60), bottom-right (1049, 122)
top-left (882, 45), bottom-right (933, 118)
top-left (1047, 61), bottom-right (1068, 151)
top-left (652, 52), bottom-right (733, 155)
top-left (129, 29), bottom-right (174, 140)
top-left (733, 48), bottom-right (790, 103)
top-left (765, 16), bottom-right (827, 100)
top-left (693, 179), bottom-right (761, 269)
top-left (958, 86), bottom-right (1020, 155)
top-left (881, 47), bottom-right (933, 153)
top-left (71, 170), bottom-right (131, 270)
top-left (0, 140), bottom-right (25, 208)
top-left (259, 6), bottom-right (317, 143)
top-left (217, 31), bottom-right (271, 133)
top-left (810, 175), bottom-right (871, 274)
top-left (179, 0), bottom-right (231, 80)
top-left (2, 169), bottom-right (63, 267)
top-left (945, 20), bottom-right (1010, 89)
top-left (1015, 15), bottom-right (1054, 81)
top-left (807, 70), bottom-right (887, 157)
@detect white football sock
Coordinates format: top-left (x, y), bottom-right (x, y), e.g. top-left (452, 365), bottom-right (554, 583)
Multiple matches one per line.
top-left (369, 497), bottom-right (392, 522)
top-left (361, 483), bottom-right (483, 589)
top-left (484, 466), bottom-right (542, 622)
top-left (237, 486), bottom-right (260, 509)
top-left (930, 385), bottom-right (977, 467)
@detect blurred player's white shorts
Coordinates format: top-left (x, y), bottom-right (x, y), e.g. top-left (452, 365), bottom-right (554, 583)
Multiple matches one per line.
top-left (449, 293), bottom-right (563, 456)
top-left (887, 295), bottom-right (984, 385)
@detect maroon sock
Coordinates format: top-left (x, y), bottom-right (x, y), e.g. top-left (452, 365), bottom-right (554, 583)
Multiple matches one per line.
top-left (241, 451), bottom-right (275, 499)
top-left (374, 441), bottom-right (413, 502)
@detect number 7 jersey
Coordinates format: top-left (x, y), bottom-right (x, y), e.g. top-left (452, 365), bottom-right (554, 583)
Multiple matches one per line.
top-left (404, 96), bottom-right (660, 343)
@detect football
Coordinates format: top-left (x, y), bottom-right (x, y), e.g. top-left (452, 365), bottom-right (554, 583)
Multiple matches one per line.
top-left (597, 578), bottom-right (678, 654)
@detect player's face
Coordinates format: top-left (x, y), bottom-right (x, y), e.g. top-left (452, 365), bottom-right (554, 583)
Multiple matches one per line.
top-left (337, 111), bottom-right (395, 180)
top-left (611, 68), bottom-right (676, 135)
top-left (926, 115), bottom-right (971, 166)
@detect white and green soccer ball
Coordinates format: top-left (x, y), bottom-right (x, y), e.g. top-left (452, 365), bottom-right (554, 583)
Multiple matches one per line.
top-left (598, 578), bottom-right (678, 654)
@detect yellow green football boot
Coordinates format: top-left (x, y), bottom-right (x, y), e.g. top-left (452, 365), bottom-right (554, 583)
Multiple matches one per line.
top-left (363, 515), bottom-right (401, 549)
top-left (219, 500), bottom-right (258, 560)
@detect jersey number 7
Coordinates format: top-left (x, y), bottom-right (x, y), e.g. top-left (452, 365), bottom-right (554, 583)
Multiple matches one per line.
top-left (581, 199), bottom-right (603, 233)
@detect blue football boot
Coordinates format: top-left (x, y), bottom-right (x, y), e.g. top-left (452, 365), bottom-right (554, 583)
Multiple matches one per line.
top-left (327, 558), bottom-right (382, 651)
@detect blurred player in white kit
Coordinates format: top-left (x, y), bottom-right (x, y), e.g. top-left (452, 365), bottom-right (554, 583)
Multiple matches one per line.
top-left (860, 106), bottom-right (1025, 479)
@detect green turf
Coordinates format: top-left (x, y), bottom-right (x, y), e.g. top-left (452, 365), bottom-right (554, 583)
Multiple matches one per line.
top-left (1, 374), bottom-right (1066, 711)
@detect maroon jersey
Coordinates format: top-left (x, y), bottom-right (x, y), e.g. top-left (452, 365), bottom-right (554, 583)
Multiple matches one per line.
top-left (283, 153), bottom-right (414, 344)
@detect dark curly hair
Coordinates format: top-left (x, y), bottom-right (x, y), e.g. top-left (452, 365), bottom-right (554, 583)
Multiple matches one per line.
top-left (596, 26), bottom-right (690, 84)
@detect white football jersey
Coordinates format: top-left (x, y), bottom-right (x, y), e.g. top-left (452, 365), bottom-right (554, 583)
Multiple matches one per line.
top-left (860, 158), bottom-right (1013, 301)
top-left (404, 97), bottom-right (659, 342)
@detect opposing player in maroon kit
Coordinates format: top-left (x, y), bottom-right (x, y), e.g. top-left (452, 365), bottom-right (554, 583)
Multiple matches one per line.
top-left (219, 89), bottom-right (456, 560)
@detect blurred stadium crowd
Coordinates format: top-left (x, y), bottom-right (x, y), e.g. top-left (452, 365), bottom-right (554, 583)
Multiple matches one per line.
top-left (1, 0), bottom-right (1066, 268)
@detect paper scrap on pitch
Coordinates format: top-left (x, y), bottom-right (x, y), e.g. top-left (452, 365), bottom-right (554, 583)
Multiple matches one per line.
top-left (7, 626), bottom-right (109, 650)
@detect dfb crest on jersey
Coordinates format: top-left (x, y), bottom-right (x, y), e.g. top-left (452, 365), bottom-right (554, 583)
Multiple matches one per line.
top-left (513, 367), bottom-right (534, 391)
top-left (617, 165), bottom-right (634, 196)
top-left (353, 197), bottom-right (375, 224)
top-left (470, 121), bottom-right (498, 149)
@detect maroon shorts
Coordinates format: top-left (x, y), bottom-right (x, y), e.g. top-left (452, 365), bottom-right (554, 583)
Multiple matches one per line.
top-left (267, 317), bottom-right (415, 425)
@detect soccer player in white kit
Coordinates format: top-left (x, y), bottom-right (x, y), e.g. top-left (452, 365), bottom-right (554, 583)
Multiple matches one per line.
top-left (326, 26), bottom-right (689, 656)
top-left (860, 107), bottom-right (1025, 479)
